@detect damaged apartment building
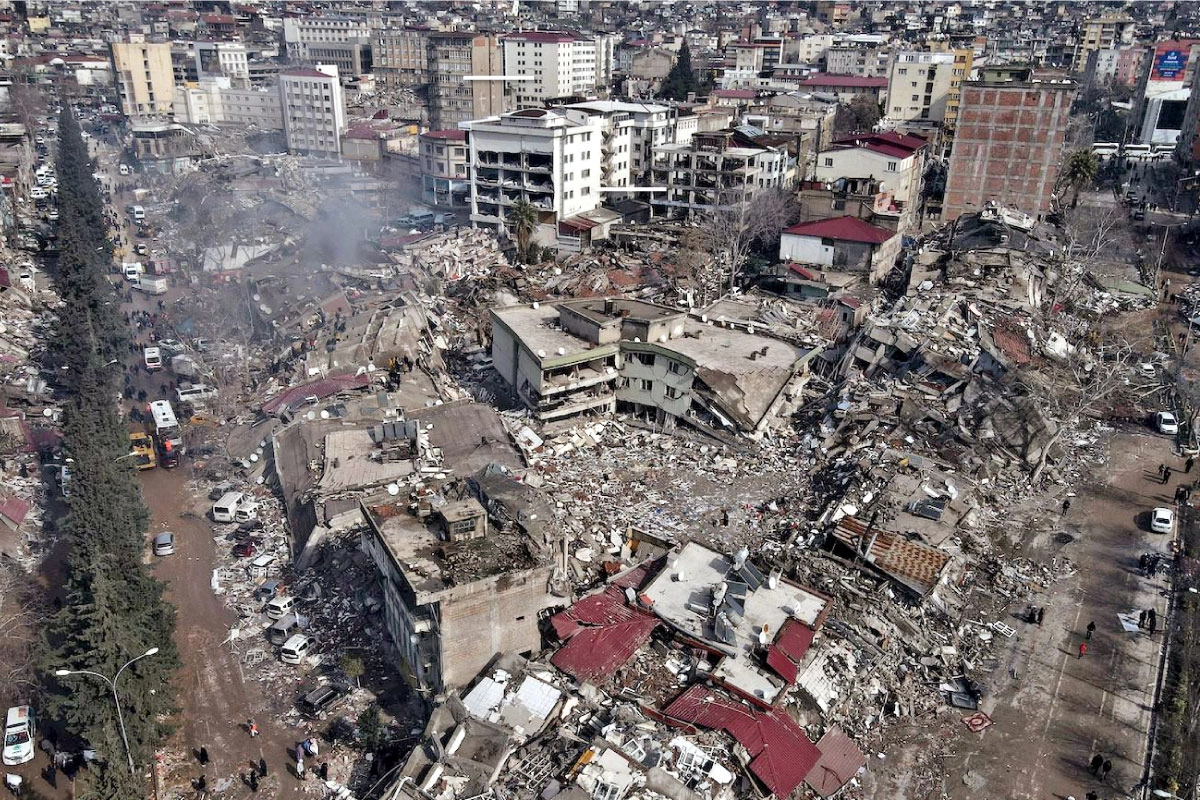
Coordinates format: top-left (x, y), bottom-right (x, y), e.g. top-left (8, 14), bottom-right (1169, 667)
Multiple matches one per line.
top-left (490, 297), bottom-right (819, 436)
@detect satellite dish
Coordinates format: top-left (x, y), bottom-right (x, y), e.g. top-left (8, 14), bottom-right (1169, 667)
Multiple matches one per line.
top-left (252, 294), bottom-right (261, 302)
top-left (305, 410), bottom-right (316, 420)
top-left (320, 410), bottom-right (330, 419)
top-left (249, 453), bottom-right (259, 463)
top-left (256, 476), bottom-right (265, 485)
top-left (387, 483), bottom-right (400, 496)
top-left (43, 408), bottom-right (53, 417)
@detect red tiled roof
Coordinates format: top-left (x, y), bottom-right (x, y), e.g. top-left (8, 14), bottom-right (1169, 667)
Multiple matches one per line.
top-left (261, 374), bottom-right (371, 415)
top-left (783, 216), bottom-right (895, 245)
top-left (550, 615), bottom-right (658, 683)
top-left (787, 263), bottom-right (818, 280)
top-left (0, 496), bottom-right (30, 528)
top-left (422, 129), bottom-right (466, 141)
top-left (663, 685), bottom-right (821, 798)
top-left (800, 73), bottom-right (888, 88)
top-left (838, 296), bottom-right (863, 309)
top-left (550, 585), bottom-right (639, 639)
top-left (774, 619), bottom-right (815, 663)
top-left (282, 68), bottom-right (334, 79)
top-left (714, 89), bottom-right (757, 99)
top-left (832, 132), bottom-right (927, 157)
top-left (766, 645), bottom-right (798, 683)
top-left (807, 726), bottom-right (868, 798)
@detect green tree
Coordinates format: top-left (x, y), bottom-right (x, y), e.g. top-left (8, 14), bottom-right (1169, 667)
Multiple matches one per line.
top-left (509, 200), bottom-right (538, 263)
top-left (340, 653), bottom-right (365, 688)
top-left (357, 705), bottom-right (383, 751)
top-left (659, 42), bottom-right (699, 101)
top-left (43, 106), bottom-right (180, 793)
top-left (1060, 148), bottom-right (1099, 208)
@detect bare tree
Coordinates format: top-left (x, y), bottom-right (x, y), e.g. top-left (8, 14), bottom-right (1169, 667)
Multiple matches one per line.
top-left (1017, 328), bottom-right (1142, 483)
top-left (696, 188), bottom-right (799, 291)
top-left (1049, 205), bottom-right (1127, 312)
top-left (0, 563), bottom-right (45, 708)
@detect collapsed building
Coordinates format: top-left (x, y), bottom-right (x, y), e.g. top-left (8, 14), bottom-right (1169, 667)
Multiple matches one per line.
top-left (490, 297), bottom-right (819, 435)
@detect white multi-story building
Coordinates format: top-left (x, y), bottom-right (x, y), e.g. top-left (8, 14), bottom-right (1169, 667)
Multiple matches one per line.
top-left (503, 31), bottom-right (603, 108)
top-left (173, 79), bottom-right (282, 129)
top-left (464, 107), bottom-right (604, 245)
top-left (278, 65), bottom-right (345, 158)
top-left (651, 128), bottom-right (793, 218)
top-left (566, 100), bottom-right (676, 197)
top-left (282, 16), bottom-right (372, 61)
top-left (110, 39), bottom-right (174, 117)
top-left (195, 41), bottom-right (249, 85)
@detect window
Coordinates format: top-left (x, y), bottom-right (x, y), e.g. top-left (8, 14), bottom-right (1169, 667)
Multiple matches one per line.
top-left (667, 360), bottom-right (686, 375)
top-left (887, 161), bottom-right (897, 172)
top-left (633, 352), bottom-right (655, 366)
top-left (898, 68), bottom-right (907, 75)
top-left (824, 157), bottom-right (833, 167)
top-left (581, 187), bottom-right (590, 195)
top-left (665, 386), bottom-right (683, 400)
top-left (581, 168), bottom-right (590, 178)
top-left (638, 378), bottom-right (653, 391)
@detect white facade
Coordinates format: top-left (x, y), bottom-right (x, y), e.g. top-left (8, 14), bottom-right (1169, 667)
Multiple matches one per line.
top-left (503, 32), bottom-right (600, 108)
top-left (886, 51), bottom-right (956, 123)
top-left (279, 65), bottom-right (345, 157)
top-left (567, 100), bottom-right (676, 196)
top-left (174, 79), bottom-right (283, 128)
top-left (195, 42), bottom-right (249, 84)
top-left (282, 16), bottom-right (372, 61)
top-left (464, 108), bottom-right (604, 245)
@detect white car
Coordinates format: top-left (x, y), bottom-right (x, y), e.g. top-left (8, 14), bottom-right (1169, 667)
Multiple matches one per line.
top-left (1151, 507), bottom-right (1175, 534)
top-left (2, 706), bottom-right (34, 765)
top-left (1156, 411), bottom-right (1180, 435)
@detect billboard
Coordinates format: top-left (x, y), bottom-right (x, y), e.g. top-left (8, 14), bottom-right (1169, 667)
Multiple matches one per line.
top-left (1151, 41), bottom-right (1197, 81)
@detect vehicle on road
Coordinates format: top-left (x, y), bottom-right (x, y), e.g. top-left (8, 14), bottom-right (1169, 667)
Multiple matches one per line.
top-left (1155, 411), bottom-right (1179, 435)
top-left (1151, 507), bottom-right (1175, 534)
top-left (129, 431), bottom-right (157, 470)
top-left (212, 491), bottom-right (245, 522)
top-left (2, 706), bottom-right (35, 765)
top-left (152, 531), bottom-right (176, 556)
top-left (143, 345), bottom-right (163, 372)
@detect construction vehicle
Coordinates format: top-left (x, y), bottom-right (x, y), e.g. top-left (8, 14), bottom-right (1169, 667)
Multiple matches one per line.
top-left (129, 432), bottom-right (157, 470)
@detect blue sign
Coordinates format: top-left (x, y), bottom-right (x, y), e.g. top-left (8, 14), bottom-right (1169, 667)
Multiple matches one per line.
top-left (1155, 48), bottom-right (1187, 80)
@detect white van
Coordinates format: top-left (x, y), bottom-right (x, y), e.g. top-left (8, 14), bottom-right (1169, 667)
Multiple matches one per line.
top-left (280, 634), bottom-right (315, 664)
top-left (122, 262), bottom-right (144, 281)
top-left (234, 500), bottom-right (260, 523)
top-left (130, 205), bottom-right (145, 222)
top-left (212, 491), bottom-right (245, 523)
top-left (176, 384), bottom-right (216, 405)
top-left (2, 706), bottom-right (35, 765)
top-left (143, 346), bottom-right (163, 372)
top-left (267, 613), bottom-right (305, 645)
top-left (266, 595), bottom-right (295, 620)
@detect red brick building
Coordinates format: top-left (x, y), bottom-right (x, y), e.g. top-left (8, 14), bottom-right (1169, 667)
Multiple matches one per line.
top-left (942, 80), bottom-right (1077, 222)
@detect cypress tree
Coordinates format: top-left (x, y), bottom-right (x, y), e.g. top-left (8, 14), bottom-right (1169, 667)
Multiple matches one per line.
top-left (43, 107), bottom-right (180, 795)
top-left (660, 42), bottom-right (700, 101)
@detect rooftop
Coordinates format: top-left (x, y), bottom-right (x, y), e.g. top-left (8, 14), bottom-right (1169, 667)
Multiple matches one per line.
top-left (364, 500), bottom-right (543, 595)
top-left (421, 129), bottom-right (467, 141)
top-left (783, 216), bottom-right (896, 245)
top-left (492, 303), bottom-right (620, 365)
top-left (641, 542), bottom-right (829, 658)
top-left (799, 73), bottom-right (889, 88)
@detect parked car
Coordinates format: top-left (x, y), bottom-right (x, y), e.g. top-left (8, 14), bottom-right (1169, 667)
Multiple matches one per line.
top-left (298, 683), bottom-right (349, 718)
top-left (232, 541), bottom-right (257, 558)
top-left (152, 531), bottom-right (176, 557)
top-left (1155, 411), bottom-right (1179, 435)
top-left (1150, 507), bottom-right (1175, 534)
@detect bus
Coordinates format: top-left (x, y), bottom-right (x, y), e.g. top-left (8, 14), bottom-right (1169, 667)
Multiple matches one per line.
top-left (129, 431), bottom-right (157, 470)
top-left (148, 400), bottom-right (184, 466)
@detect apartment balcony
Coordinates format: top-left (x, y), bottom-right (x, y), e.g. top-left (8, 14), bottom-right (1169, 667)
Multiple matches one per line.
top-left (532, 198), bottom-right (554, 211)
top-left (540, 365), bottom-right (618, 397)
top-left (500, 192), bottom-right (521, 205)
top-left (477, 193), bottom-right (500, 204)
top-left (499, 176), bottom-right (521, 188)
top-left (500, 156), bottom-right (522, 169)
top-left (525, 180), bottom-right (553, 193)
top-left (476, 170), bottom-right (500, 185)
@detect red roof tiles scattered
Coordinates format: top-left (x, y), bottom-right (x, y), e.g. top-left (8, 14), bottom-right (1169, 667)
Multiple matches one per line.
top-left (550, 615), bottom-right (658, 684)
top-left (261, 374), bottom-right (370, 415)
top-left (782, 216), bottom-right (895, 245)
top-left (807, 726), bottom-right (868, 798)
top-left (663, 685), bottom-right (821, 798)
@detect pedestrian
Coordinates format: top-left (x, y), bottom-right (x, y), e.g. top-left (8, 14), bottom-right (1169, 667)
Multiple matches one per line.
top-left (195, 774), bottom-right (207, 793)
top-left (1101, 759), bottom-right (1112, 780)
top-left (1037, 607), bottom-right (1045, 626)
top-left (248, 771), bottom-right (258, 793)
top-left (296, 757), bottom-right (305, 780)
top-left (1160, 463), bottom-right (1167, 480)
top-left (199, 745), bottom-right (209, 765)
top-left (258, 757), bottom-right (267, 777)
top-left (1166, 466), bottom-right (1174, 484)
top-left (1140, 609), bottom-right (1148, 628)
top-left (1086, 621), bottom-right (1096, 640)
top-left (247, 719), bottom-right (259, 737)
top-left (1090, 754), bottom-right (1104, 775)
top-left (1086, 792), bottom-right (1099, 800)
top-left (1078, 641), bottom-right (1088, 659)
top-left (1062, 498), bottom-right (1071, 514)
top-left (1149, 608), bottom-right (1158, 634)
top-left (319, 762), bottom-right (329, 780)
top-left (1188, 456), bottom-right (1196, 474)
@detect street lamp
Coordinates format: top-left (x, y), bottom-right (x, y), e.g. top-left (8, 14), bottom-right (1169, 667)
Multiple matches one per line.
top-left (54, 646), bottom-right (159, 775)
